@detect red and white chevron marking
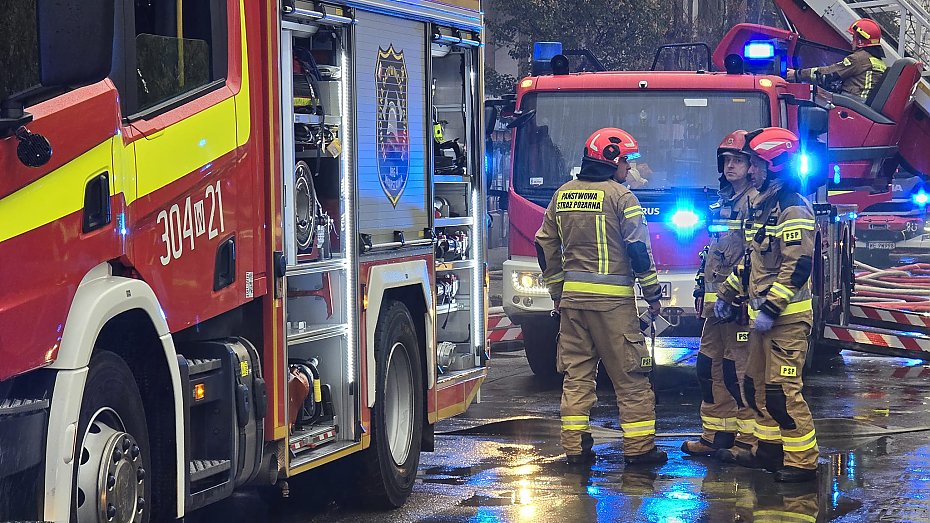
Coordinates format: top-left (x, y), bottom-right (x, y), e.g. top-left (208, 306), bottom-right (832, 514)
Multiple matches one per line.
top-left (851, 305), bottom-right (930, 328)
top-left (487, 307), bottom-right (523, 344)
top-left (824, 325), bottom-right (930, 352)
top-left (890, 365), bottom-right (930, 379)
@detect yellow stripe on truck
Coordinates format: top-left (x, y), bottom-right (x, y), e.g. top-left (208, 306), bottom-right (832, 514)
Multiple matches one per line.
top-left (0, 136), bottom-right (116, 244)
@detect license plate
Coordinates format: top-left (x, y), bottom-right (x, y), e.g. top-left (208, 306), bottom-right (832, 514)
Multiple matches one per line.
top-left (636, 282), bottom-right (671, 299)
top-left (868, 223), bottom-right (888, 230)
top-left (867, 241), bottom-right (896, 250)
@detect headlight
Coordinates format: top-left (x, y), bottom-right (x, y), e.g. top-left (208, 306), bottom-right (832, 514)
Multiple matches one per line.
top-left (511, 271), bottom-right (548, 296)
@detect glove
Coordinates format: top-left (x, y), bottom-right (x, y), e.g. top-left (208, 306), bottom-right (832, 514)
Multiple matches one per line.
top-left (753, 310), bottom-right (776, 332)
top-left (714, 299), bottom-right (734, 320)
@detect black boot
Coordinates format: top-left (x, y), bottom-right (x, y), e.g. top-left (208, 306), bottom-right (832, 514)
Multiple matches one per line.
top-left (755, 441), bottom-right (785, 473)
top-left (774, 466), bottom-right (817, 483)
top-left (565, 433), bottom-right (596, 465)
top-left (715, 446), bottom-right (764, 469)
top-left (624, 447), bottom-right (668, 466)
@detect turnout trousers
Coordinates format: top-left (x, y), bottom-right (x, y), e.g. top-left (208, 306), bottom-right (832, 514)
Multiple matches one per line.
top-left (558, 303), bottom-right (656, 457)
top-left (696, 318), bottom-right (756, 449)
top-left (744, 320), bottom-right (819, 470)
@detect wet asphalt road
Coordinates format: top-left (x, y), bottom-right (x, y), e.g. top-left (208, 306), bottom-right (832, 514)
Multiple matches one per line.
top-left (192, 338), bottom-right (930, 522)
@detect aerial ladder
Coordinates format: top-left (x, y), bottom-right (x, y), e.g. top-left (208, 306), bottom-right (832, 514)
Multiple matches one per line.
top-left (767, 0), bottom-right (930, 359)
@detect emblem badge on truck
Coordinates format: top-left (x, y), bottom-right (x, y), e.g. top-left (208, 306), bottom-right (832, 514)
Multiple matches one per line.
top-left (376, 45), bottom-right (410, 207)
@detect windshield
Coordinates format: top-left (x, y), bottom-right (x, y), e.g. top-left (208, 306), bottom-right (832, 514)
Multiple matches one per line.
top-left (513, 90), bottom-right (769, 206)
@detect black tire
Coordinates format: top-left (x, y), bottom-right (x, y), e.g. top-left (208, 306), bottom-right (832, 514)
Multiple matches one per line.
top-left (521, 315), bottom-right (560, 379)
top-left (356, 300), bottom-right (424, 508)
top-left (73, 351), bottom-right (152, 523)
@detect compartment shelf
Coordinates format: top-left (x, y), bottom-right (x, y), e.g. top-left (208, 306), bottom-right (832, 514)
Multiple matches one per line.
top-left (435, 217), bottom-right (474, 228)
top-left (294, 114), bottom-right (341, 125)
top-left (287, 323), bottom-right (347, 344)
top-left (436, 260), bottom-right (475, 271)
top-left (287, 257), bottom-right (347, 276)
top-left (434, 175), bottom-right (471, 184)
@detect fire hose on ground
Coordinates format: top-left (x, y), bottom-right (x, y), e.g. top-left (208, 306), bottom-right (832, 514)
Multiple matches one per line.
top-left (853, 261), bottom-right (930, 311)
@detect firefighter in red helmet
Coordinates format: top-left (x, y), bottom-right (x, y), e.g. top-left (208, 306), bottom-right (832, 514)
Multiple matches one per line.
top-left (787, 18), bottom-right (887, 102)
top-left (535, 127), bottom-right (667, 467)
top-left (715, 127), bottom-right (819, 483)
top-left (683, 130), bottom-right (758, 458)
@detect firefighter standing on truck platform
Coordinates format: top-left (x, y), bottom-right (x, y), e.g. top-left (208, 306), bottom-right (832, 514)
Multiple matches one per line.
top-left (535, 127), bottom-right (667, 467)
top-left (786, 18), bottom-right (887, 102)
top-left (715, 127), bottom-right (820, 483)
top-left (682, 130), bottom-right (759, 457)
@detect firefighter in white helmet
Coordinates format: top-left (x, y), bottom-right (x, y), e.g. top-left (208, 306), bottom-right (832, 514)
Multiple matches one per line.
top-left (535, 127), bottom-right (667, 466)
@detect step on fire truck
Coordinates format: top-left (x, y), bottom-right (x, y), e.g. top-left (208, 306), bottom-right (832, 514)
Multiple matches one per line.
top-left (501, 0), bottom-right (930, 377)
top-left (0, 1), bottom-right (487, 521)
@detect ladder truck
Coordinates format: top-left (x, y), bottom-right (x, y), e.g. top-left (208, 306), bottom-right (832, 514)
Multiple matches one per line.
top-left (501, 0), bottom-right (930, 376)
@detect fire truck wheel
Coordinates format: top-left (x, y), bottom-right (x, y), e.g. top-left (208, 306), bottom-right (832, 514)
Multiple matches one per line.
top-left (358, 300), bottom-right (424, 508)
top-left (73, 351), bottom-right (152, 523)
top-left (522, 316), bottom-right (561, 380)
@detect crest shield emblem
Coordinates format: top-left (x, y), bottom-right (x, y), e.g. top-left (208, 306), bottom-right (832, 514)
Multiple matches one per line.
top-left (375, 45), bottom-right (409, 207)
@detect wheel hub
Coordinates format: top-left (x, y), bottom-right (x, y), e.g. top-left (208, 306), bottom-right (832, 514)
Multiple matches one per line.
top-left (76, 410), bottom-right (146, 522)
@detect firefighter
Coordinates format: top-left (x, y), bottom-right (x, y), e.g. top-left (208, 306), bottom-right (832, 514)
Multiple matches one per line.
top-left (786, 18), bottom-right (887, 102)
top-left (682, 130), bottom-right (758, 457)
top-left (535, 127), bottom-right (666, 466)
top-left (715, 127), bottom-right (819, 483)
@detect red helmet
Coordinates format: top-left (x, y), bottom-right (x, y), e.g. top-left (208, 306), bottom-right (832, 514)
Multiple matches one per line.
top-left (744, 127), bottom-right (799, 173)
top-left (849, 18), bottom-right (882, 49)
top-left (584, 128), bottom-right (640, 167)
top-left (716, 130), bottom-right (749, 173)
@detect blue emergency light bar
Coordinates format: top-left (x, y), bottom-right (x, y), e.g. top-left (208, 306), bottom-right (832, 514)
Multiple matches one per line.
top-left (744, 41), bottom-right (776, 60)
top-left (533, 42), bottom-right (563, 62)
top-left (913, 190), bottom-right (929, 206)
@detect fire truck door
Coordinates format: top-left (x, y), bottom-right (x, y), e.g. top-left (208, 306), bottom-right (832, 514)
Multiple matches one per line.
top-left (355, 11), bottom-right (430, 246)
top-left (121, 0), bottom-right (245, 330)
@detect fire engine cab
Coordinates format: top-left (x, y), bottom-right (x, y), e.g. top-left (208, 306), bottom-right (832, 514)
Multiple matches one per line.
top-left (0, 0), bottom-right (487, 521)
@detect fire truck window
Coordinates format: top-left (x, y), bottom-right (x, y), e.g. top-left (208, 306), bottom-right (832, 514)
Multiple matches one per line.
top-left (793, 40), bottom-right (849, 71)
top-left (132, 0), bottom-right (227, 113)
top-left (0, 0), bottom-right (40, 101)
top-left (513, 91), bottom-right (770, 206)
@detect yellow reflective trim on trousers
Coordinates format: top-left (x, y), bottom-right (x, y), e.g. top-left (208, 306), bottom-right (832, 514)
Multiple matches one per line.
top-left (754, 510), bottom-right (816, 523)
top-left (754, 424), bottom-right (782, 441)
top-left (0, 136), bottom-right (116, 244)
top-left (563, 281), bottom-right (635, 296)
top-left (562, 416), bottom-right (590, 431)
top-left (704, 292), bottom-right (718, 303)
top-left (622, 420), bottom-right (656, 437)
top-left (596, 214), bottom-right (608, 274)
top-left (702, 415), bottom-right (737, 432)
top-left (749, 299), bottom-right (812, 319)
top-left (544, 272), bottom-right (565, 284)
top-left (783, 429), bottom-right (817, 452)
top-left (737, 418), bottom-right (755, 433)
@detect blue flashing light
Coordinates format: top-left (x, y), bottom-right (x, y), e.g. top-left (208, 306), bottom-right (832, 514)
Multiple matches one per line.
top-left (798, 153), bottom-right (811, 178)
top-left (708, 224), bottom-right (729, 233)
top-left (833, 165), bottom-right (841, 185)
top-left (744, 41), bottom-right (775, 60)
top-left (670, 209), bottom-right (701, 230)
top-left (913, 190), bottom-right (929, 207)
top-left (533, 42), bottom-right (563, 62)
top-left (625, 152), bottom-right (641, 161)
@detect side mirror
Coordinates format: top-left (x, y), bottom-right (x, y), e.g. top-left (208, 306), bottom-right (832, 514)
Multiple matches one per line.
top-left (484, 105), bottom-right (499, 139)
top-left (38, 0), bottom-right (113, 88)
top-left (798, 105), bottom-right (829, 136)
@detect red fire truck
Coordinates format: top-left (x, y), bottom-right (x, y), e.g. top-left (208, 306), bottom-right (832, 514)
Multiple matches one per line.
top-left (0, 1), bottom-right (487, 520)
top-left (503, 0), bottom-right (930, 376)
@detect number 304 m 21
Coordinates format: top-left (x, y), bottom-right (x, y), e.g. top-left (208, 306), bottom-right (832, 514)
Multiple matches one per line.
top-left (157, 181), bottom-right (225, 266)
